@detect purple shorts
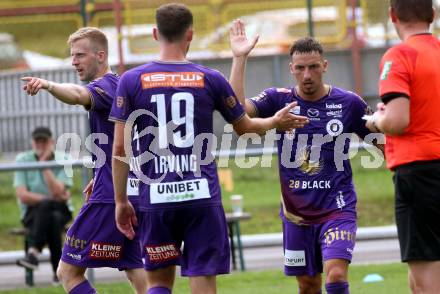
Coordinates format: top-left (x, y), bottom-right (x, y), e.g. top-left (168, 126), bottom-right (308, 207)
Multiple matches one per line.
top-left (283, 218), bottom-right (356, 276)
top-left (139, 205), bottom-right (230, 276)
top-left (61, 202), bottom-right (143, 270)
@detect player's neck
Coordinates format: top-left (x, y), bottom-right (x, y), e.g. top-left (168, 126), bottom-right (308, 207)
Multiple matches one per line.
top-left (297, 84), bottom-right (330, 102)
top-left (159, 43), bottom-right (188, 62)
top-left (92, 65), bottom-right (112, 80)
top-left (398, 22), bottom-right (431, 41)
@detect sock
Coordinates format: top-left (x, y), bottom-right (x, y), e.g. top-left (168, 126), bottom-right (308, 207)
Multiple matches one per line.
top-left (69, 280), bottom-right (97, 294)
top-left (147, 286), bottom-right (172, 294)
top-left (325, 282), bottom-right (349, 294)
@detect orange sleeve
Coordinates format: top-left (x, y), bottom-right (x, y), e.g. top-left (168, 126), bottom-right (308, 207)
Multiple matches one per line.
top-left (379, 47), bottom-right (412, 98)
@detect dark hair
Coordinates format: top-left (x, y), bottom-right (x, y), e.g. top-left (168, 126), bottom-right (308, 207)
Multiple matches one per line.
top-left (156, 3), bottom-right (193, 42)
top-left (289, 37), bottom-right (323, 56)
top-left (390, 0), bottom-right (434, 23)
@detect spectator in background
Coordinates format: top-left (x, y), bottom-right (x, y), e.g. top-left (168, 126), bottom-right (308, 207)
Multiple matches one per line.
top-left (365, 0), bottom-right (440, 293)
top-left (14, 126), bottom-right (73, 285)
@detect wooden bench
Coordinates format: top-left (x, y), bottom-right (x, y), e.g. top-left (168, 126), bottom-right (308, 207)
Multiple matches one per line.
top-left (225, 212), bottom-right (251, 271)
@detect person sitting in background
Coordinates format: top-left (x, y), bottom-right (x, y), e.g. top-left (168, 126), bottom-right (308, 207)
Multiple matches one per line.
top-left (14, 126), bottom-right (73, 285)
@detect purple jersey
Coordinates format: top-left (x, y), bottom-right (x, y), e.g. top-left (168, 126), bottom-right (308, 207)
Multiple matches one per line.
top-left (85, 73), bottom-right (139, 203)
top-left (249, 86), bottom-right (372, 225)
top-left (109, 61), bottom-right (245, 211)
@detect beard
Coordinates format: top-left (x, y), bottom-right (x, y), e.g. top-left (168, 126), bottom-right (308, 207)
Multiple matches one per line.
top-left (301, 83), bottom-right (317, 95)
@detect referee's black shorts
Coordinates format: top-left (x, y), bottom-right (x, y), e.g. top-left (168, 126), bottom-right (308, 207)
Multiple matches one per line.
top-left (394, 159), bottom-right (440, 262)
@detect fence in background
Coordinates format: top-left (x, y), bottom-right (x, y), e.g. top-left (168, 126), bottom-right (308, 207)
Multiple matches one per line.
top-left (0, 47), bottom-right (386, 154)
top-left (1, 1), bottom-right (440, 61)
top-left (0, 69), bottom-right (88, 153)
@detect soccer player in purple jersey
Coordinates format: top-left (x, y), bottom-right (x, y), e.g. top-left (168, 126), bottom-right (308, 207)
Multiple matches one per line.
top-left (229, 20), bottom-right (382, 294)
top-left (21, 27), bottom-right (146, 294)
top-left (109, 4), bottom-right (305, 294)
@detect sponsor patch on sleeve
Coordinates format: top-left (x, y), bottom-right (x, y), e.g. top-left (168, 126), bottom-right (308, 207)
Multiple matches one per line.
top-left (380, 61), bottom-right (393, 80)
top-left (116, 96), bottom-right (124, 108)
top-left (94, 86), bottom-right (107, 98)
top-left (224, 96), bottom-right (238, 108)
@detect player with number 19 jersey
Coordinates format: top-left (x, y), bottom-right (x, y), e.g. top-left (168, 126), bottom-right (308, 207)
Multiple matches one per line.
top-left (110, 60), bottom-right (245, 275)
top-left (110, 61), bottom-right (244, 211)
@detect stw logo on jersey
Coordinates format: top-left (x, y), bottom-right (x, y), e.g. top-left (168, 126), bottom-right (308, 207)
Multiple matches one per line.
top-left (141, 72), bottom-right (205, 89)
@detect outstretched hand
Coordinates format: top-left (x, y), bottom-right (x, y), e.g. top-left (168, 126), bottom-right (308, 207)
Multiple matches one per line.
top-left (230, 19), bottom-right (259, 58)
top-left (274, 102), bottom-right (309, 131)
top-left (365, 102), bottom-right (386, 132)
top-left (21, 77), bottom-right (49, 96)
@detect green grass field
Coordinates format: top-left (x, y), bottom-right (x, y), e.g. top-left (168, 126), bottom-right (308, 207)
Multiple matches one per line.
top-left (0, 150), bottom-right (394, 251)
top-left (0, 263), bottom-right (410, 294)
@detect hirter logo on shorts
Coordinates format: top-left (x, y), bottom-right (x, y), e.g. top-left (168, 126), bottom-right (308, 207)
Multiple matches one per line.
top-left (146, 244), bottom-right (180, 263)
top-left (89, 242), bottom-right (122, 260)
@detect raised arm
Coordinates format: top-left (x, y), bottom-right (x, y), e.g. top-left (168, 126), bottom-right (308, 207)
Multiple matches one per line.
top-left (229, 19), bottom-right (259, 117)
top-left (21, 77), bottom-right (91, 108)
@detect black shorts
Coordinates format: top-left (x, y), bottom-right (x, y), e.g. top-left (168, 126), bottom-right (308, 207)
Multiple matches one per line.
top-left (394, 160), bottom-right (440, 262)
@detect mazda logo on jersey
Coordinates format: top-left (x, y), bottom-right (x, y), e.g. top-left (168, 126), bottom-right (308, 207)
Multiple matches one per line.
top-left (307, 108), bottom-right (319, 118)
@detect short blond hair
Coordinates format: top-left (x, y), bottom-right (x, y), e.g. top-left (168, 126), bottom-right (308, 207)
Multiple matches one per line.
top-left (67, 27), bottom-right (108, 53)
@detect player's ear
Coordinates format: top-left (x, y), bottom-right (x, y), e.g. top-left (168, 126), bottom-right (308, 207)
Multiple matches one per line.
top-left (289, 62), bottom-right (294, 74)
top-left (153, 27), bottom-right (159, 41)
top-left (322, 59), bottom-right (328, 73)
top-left (389, 7), bottom-right (398, 23)
top-left (186, 27), bottom-right (193, 42)
top-left (97, 50), bottom-right (106, 63)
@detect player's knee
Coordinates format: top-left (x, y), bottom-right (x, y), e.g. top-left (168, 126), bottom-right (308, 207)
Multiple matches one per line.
top-left (326, 266), bottom-right (347, 283)
top-left (56, 263), bottom-right (66, 282)
top-left (57, 261), bottom-right (84, 285)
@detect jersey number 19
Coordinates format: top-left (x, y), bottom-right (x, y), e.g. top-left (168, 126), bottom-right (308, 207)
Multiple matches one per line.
top-left (151, 92), bottom-right (195, 149)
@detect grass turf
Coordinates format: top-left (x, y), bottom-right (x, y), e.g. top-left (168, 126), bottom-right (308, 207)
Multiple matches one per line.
top-left (0, 263), bottom-right (410, 293)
